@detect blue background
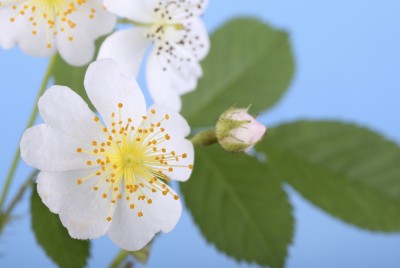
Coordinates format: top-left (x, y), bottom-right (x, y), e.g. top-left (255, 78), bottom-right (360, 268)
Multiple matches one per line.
top-left (1, 0), bottom-right (400, 267)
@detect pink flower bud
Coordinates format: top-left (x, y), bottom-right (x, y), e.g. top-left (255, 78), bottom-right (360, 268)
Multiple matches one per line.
top-left (215, 108), bottom-right (267, 152)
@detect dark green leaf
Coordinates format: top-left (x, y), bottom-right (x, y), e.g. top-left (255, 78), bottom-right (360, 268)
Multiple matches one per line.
top-left (181, 146), bottom-right (293, 268)
top-left (258, 121), bottom-right (400, 231)
top-left (31, 187), bottom-right (90, 268)
top-left (52, 37), bottom-right (106, 110)
top-left (181, 18), bottom-right (295, 127)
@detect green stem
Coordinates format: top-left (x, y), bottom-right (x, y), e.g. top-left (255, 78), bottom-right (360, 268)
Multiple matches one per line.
top-left (190, 129), bottom-right (218, 146)
top-left (4, 170), bottom-right (36, 217)
top-left (109, 250), bottom-right (129, 268)
top-left (0, 56), bottom-right (57, 211)
top-left (0, 170), bottom-right (36, 235)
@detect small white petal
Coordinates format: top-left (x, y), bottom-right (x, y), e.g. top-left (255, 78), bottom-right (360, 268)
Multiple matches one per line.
top-left (144, 105), bottom-right (194, 182)
top-left (56, 1), bottom-right (117, 66)
top-left (146, 50), bottom-right (182, 111)
top-left (56, 34), bottom-right (95, 67)
top-left (16, 12), bottom-right (56, 57)
top-left (38, 86), bottom-right (102, 143)
top-left (0, 6), bottom-right (22, 49)
top-left (158, 138), bottom-right (194, 182)
top-left (146, 105), bottom-right (190, 138)
top-left (76, 0), bottom-right (117, 38)
top-left (20, 124), bottom-right (97, 171)
top-left (170, 60), bottom-right (202, 95)
top-left (84, 59), bottom-right (147, 128)
top-left (37, 169), bottom-right (113, 239)
top-left (107, 186), bottom-right (182, 251)
top-left (183, 0), bottom-right (209, 16)
top-left (98, 27), bottom-right (149, 79)
top-left (104, 0), bottom-right (157, 23)
top-left (187, 18), bottom-right (210, 61)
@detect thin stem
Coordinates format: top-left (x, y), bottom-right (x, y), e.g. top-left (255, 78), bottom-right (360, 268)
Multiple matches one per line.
top-left (109, 250), bottom-right (129, 268)
top-left (0, 56), bottom-right (57, 211)
top-left (4, 170), bottom-right (37, 216)
top-left (190, 129), bottom-right (218, 146)
top-left (0, 170), bottom-right (36, 236)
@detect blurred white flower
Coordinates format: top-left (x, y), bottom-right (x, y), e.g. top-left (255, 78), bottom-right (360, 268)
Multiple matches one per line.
top-left (0, 0), bottom-right (116, 66)
top-left (20, 59), bottom-right (194, 251)
top-left (98, 0), bottom-right (210, 111)
top-left (216, 108), bottom-right (267, 152)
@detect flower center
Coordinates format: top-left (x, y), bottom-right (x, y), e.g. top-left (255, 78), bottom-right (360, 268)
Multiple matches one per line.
top-left (1, 0), bottom-right (97, 48)
top-left (76, 103), bottom-right (193, 221)
top-left (122, 154), bottom-right (142, 169)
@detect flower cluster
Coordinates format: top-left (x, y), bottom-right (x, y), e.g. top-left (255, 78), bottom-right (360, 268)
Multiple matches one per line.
top-left (8, 0), bottom-right (267, 254)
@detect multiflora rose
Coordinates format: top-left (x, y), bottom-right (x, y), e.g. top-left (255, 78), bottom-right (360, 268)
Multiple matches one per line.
top-left (20, 59), bottom-right (194, 250)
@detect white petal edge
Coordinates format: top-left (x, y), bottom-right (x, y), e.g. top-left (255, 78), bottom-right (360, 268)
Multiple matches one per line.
top-left (0, 6), bottom-right (22, 49)
top-left (20, 124), bottom-right (97, 171)
top-left (146, 50), bottom-right (182, 111)
top-left (187, 0), bottom-right (209, 15)
top-left (155, 137), bottom-right (194, 182)
top-left (17, 16), bottom-right (56, 58)
top-left (38, 85), bottom-right (103, 144)
top-left (37, 169), bottom-right (114, 239)
top-left (104, 0), bottom-right (157, 23)
top-left (56, 32), bottom-right (95, 67)
top-left (144, 105), bottom-right (194, 182)
top-left (146, 105), bottom-right (190, 138)
top-left (98, 27), bottom-right (149, 79)
top-left (56, 1), bottom-right (117, 66)
top-left (170, 60), bottom-right (202, 96)
top-left (187, 18), bottom-right (210, 61)
top-left (107, 186), bottom-right (182, 251)
top-left (84, 59), bottom-right (147, 128)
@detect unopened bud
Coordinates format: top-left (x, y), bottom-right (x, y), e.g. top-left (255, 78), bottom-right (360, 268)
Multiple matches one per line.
top-left (215, 108), bottom-right (266, 152)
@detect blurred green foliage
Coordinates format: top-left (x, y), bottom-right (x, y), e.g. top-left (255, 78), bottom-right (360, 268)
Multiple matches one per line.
top-left (181, 146), bottom-right (293, 268)
top-left (181, 18), bottom-right (295, 127)
top-left (260, 121), bottom-right (400, 231)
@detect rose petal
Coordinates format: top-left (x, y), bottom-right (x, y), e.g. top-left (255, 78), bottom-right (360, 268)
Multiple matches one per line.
top-left (84, 59), bottom-right (147, 128)
top-left (98, 27), bottom-right (149, 79)
top-left (37, 168), bottom-right (114, 239)
top-left (107, 186), bottom-right (182, 251)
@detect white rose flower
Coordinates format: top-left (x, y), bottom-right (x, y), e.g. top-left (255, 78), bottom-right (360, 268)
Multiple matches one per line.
top-left (0, 0), bottom-right (116, 66)
top-left (98, 0), bottom-right (210, 111)
top-left (20, 59), bottom-right (194, 251)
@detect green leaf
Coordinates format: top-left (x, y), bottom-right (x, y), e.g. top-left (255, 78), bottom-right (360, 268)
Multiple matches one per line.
top-left (181, 18), bottom-right (295, 127)
top-left (52, 37), bottom-right (106, 110)
top-left (52, 54), bottom-right (92, 109)
top-left (258, 121), bottom-right (400, 231)
top-left (180, 146), bottom-right (293, 268)
top-left (31, 187), bottom-right (90, 268)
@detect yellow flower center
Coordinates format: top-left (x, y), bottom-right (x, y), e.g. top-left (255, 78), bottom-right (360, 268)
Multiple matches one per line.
top-left (76, 103), bottom-right (193, 221)
top-left (1, 0), bottom-right (98, 48)
top-left (122, 153), bottom-right (142, 169)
